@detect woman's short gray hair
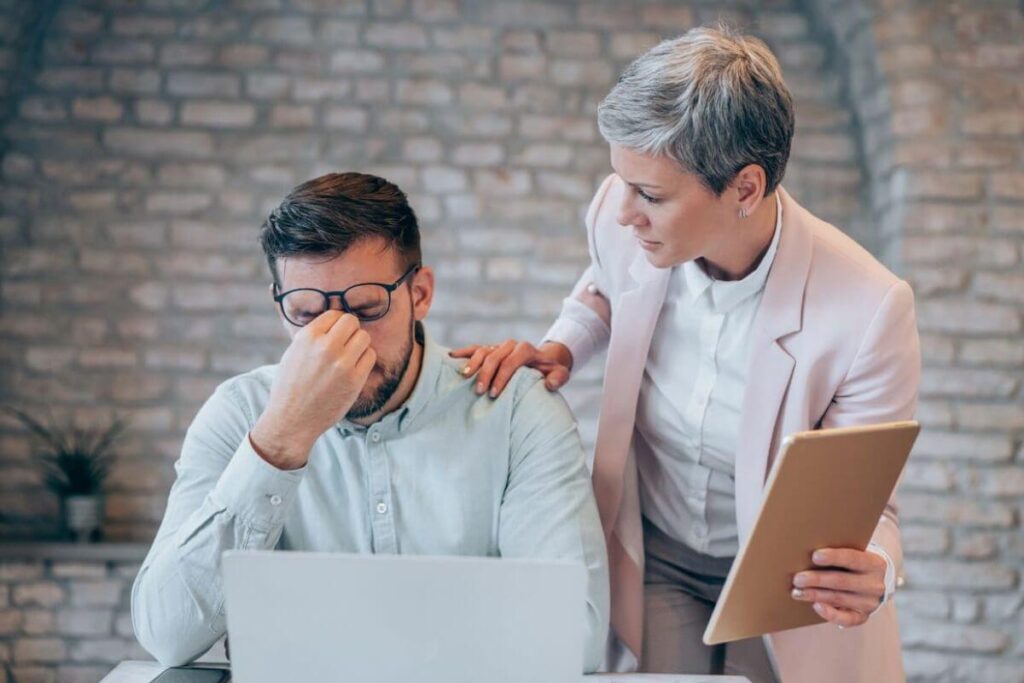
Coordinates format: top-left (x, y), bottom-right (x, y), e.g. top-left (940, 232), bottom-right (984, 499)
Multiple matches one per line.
top-left (598, 26), bottom-right (794, 196)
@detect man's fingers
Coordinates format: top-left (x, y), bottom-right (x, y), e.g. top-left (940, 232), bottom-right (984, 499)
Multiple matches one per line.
top-left (476, 340), bottom-right (516, 394)
top-left (304, 309), bottom-right (344, 334)
top-left (353, 346), bottom-right (377, 381)
top-left (322, 311), bottom-right (361, 345)
top-left (342, 329), bottom-right (372, 364)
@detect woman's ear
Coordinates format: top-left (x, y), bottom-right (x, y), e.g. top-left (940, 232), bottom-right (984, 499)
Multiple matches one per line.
top-left (733, 164), bottom-right (768, 214)
top-left (410, 266), bottom-right (434, 322)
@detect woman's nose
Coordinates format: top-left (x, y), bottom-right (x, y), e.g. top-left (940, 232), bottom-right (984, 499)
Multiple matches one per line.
top-left (618, 199), bottom-right (645, 229)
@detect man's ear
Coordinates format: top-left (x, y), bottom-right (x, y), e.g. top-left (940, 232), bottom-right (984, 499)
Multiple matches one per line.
top-left (411, 266), bottom-right (434, 322)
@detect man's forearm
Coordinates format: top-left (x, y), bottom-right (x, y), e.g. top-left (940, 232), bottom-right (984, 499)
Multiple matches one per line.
top-left (132, 436), bottom-right (303, 665)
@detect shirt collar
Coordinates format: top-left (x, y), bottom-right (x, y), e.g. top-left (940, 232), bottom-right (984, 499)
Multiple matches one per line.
top-left (337, 321), bottom-right (440, 437)
top-left (680, 192), bottom-right (783, 313)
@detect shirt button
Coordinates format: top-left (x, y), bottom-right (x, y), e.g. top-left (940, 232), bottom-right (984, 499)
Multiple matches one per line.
top-left (371, 432), bottom-right (381, 443)
top-left (269, 494), bottom-right (282, 506)
top-left (376, 501), bottom-right (388, 514)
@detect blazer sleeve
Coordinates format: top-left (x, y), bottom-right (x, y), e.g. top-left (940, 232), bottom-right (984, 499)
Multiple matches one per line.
top-left (542, 174), bottom-right (617, 371)
top-left (818, 279), bottom-right (921, 603)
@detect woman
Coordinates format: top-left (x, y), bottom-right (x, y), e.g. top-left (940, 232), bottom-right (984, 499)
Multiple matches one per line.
top-left (453, 27), bottom-right (919, 683)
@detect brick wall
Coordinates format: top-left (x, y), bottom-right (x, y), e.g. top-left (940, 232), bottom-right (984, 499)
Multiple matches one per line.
top-left (0, 0), bottom-right (1019, 681)
top-left (0, 555), bottom-right (148, 683)
top-left (805, 1), bottom-right (1024, 679)
top-left (0, 0), bottom-right (865, 538)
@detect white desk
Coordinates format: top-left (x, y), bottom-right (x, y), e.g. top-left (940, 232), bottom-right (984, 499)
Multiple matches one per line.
top-left (101, 661), bottom-right (751, 682)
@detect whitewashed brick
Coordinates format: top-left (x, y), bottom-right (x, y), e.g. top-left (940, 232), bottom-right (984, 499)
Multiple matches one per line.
top-left (0, 563), bottom-right (44, 581)
top-left (329, 49), bottom-right (385, 73)
top-left (181, 101), bottom-right (256, 128)
top-left (365, 23), bottom-right (428, 49)
top-left (422, 166), bottom-right (467, 193)
top-left (159, 42), bottom-right (215, 67)
top-left (92, 40), bottom-right (155, 65)
top-left (900, 494), bottom-right (1015, 529)
top-left (167, 71), bottom-right (240, 98)
top-left (70, 97), bottom-right (123, 122)
top-left (514, 143), bottom-right (574, 168)
top-left (920, 368), bottom-right (1018, 399)
top-left (324, 106), bottom-right (369, 132)
top-left (112, 16), bottom-right (177, 37)
top-left (13, 583), bottom-right (65, 608)
top-left (68, 581), bottom-right (122, 608)
top-left (104, 127), bottom-right (213, 158)
top-left (902, 619), bottom-right (1010, 654)
top-left (914, 431), bottom-right (1014, 463)
top-left (251, 17), bottom-right (314, 45)
top-left (13, 638), bottom-right (65, 664)
top-left (960, 339), bottom-right (1024, 366)
top-left (110, 68), bottom-right (161, 94)
top-left (548, 59), bottom-right (612, 87)
top-left (452, 143), bottom-right (504, 167)
top-left (0, 609), bottom-right (22, 635)
top-left (56, 609), bottom-right (114, 637)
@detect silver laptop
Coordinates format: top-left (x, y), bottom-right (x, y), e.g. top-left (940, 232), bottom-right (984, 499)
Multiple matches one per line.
top-left (222, 550), bottom-right (585, 683)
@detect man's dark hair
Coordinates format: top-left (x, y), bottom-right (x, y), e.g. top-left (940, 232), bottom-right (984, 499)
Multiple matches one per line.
top-left (259, 172), bottom-right (421, 287)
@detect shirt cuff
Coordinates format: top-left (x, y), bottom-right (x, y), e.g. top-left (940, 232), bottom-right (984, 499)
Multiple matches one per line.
top-left (866, 542), bottom-right (897, 613)
top-left (209, 434), bottom-right (306, 532)
top-left (542, 298), bottom-right (610, 371)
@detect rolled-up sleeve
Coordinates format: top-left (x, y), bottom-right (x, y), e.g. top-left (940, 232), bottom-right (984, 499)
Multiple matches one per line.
top-left (131, 380), bottom-right (305, 666)
top-left (499, 372), bottom-right (610, 673)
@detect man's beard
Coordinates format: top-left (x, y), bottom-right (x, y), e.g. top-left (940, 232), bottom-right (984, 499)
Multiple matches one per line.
top-left (345, 332), bottom-right (414, 420)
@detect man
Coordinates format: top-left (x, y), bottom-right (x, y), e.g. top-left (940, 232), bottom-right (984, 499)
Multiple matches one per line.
top-left (131, 172), bottom-right (609, 672)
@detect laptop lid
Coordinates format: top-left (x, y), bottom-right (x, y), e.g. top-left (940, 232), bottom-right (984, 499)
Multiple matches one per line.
top-left (222, 551), bottom-right (585, 683)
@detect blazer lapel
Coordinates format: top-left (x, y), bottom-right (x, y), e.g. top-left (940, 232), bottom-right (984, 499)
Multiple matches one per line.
top-left (734, 187), bottom-right (814, 540)
top-left (592, 251), bottom-right (670, 533)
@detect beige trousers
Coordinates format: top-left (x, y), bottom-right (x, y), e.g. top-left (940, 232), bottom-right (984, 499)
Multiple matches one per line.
top-left (640, 518), bottom-right (779, 682)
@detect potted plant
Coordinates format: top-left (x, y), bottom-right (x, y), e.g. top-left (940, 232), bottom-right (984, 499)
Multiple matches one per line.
top-left (2, 406), bottom-right (127, 542)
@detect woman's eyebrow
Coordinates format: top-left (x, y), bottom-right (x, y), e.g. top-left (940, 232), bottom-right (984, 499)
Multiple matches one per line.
top-left (630, 181), bottom-right (663, 190)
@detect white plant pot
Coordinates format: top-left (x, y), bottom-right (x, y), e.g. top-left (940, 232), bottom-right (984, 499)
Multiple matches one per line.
top-left (65, 494), bottom-right (105, 543)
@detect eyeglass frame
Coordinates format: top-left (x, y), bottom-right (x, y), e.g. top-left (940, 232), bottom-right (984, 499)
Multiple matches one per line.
top-left (272, 262), bottom-right (422, 326)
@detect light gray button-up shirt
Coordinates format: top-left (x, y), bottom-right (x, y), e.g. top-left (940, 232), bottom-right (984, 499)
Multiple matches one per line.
top-left (131, 326), bottom-right (609, 672)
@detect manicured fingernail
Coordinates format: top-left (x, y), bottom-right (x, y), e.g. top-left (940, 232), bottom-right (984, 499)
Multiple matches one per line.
top-left (791, 588), bottom-right (805, 599)
top-left (794, 574), bottom-right (808, 587)
top-left (462, 365), bottom-right (471, 375)
top-left (489, 388), bottom-right (497, 398)
top-left (476, 383), bottom-right (484, 393)
top-left (813, 551), bottom-right (826, 564)
top-left (813, 603), bottom-right (826, 616)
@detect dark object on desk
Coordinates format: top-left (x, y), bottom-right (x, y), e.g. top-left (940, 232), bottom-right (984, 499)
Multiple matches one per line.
top-left (151, 667), bottom-right (229, 683)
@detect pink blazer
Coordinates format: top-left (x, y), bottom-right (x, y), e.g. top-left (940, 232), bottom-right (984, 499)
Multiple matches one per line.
top-left (547, 174), bottom-right (920, 682)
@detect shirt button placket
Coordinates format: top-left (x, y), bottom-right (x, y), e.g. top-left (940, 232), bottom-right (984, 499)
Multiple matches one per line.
top-left (367, 428), bottom-right (396, 553)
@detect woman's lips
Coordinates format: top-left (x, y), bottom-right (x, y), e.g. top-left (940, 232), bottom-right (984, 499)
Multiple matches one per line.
top-left (635, 233), bottom-right (661, 251)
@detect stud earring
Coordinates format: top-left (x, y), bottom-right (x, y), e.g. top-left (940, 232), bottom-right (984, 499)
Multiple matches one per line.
top-left (739, 207), bottom-right (749, 219)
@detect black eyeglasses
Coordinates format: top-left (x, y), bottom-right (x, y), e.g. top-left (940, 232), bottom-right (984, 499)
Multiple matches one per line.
top-left (273, 263), bottom-right (421, 327)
